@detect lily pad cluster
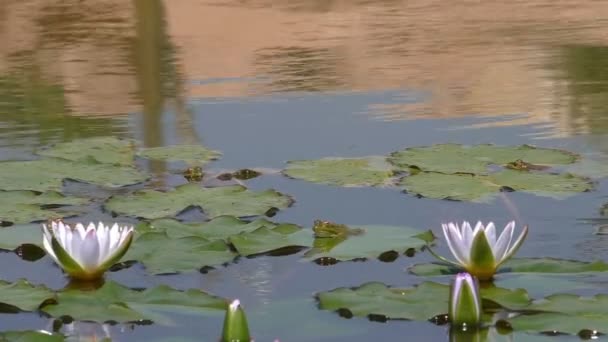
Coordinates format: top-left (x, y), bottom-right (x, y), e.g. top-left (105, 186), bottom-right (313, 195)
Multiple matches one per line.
top-left (283, 144), bottom-right (595, 202)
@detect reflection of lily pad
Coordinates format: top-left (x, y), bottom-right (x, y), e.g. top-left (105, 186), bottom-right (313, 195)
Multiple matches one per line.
top-left (304, 225), bottom-right (433, 262)
top-left (409, 258), bottom-right (608, 276)
top-left (138, 145), bottom-right (221, 165)
top-left (0, 331), bottom-right (64, 342)
top-left (41, 281), bottom-right (226, 323)
top-left (125, 232), bottom-right (237, 274)
top-left (0, 191), bottom-right (88, 224)
top-left (0, 279), bottom-right (55, 312)
top-left (0, 224), bottom-right (43, 250)
top-left (140, 216), bottom-right (291, 241)
top-left (37, 137), bottom-right (136, 166)
top-left (388, 144), bottom-right (577, 174)
top-left (487, 170), bottom-right (592, 198)
top-left (400, 173), bottom-right (499, 202)
top-left (0, 159), bottom-right (147, 192)
top-left (229, 225), bottom-right (313, 256)
top-left (105, 183), bottom-right (292, 220)
top-left (283, 157), bottom-right (394, 187)
top-left (508, 294), bottom-right (608, 335)
top-left (316, 281), bottom-right (529, 321)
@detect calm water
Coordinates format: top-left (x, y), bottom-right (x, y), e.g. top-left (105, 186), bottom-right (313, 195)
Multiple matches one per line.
top-left (1, 1), bottom-right (608, 341)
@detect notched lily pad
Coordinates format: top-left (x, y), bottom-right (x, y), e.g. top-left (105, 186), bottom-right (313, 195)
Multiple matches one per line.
top-left (283, 157), bottom-right (395, 187)
top-left (487, 170), bottom-right (592, 198)
top-left (138, 145), bottom-right (221, 166)
top-left (316, 281), bottom-right (529, 322)
top-left (304, 223), bottom-right (433, 262)
top-left (36, 137), bottom-right (136, 166)
top-left (508, 294), bottom-right (608, 335)
top-left (0, 279), bottom-right (55, 312)
top-left (0, 191), bottom-right (88, 224)
top-left (140, 216), bottom-right (296, 241)
top-left (41, 281), bottom-right (226, 324)
top-left (229, 224), bottom-right (313, 257)
top-left (0, 224), bottom-right (44, 250)
top-left (0, 159), bottom-right (148, 192)
top-left (409, 258), bottom-right (608, 276)
top-left (388, 144), bottom-right (577, 175)
top-left (125, 232), bottom-right (237, 274)
top-left (400, 173), bottom-right (499, 202)
top-left (104, 183), bottom-right (292, 220)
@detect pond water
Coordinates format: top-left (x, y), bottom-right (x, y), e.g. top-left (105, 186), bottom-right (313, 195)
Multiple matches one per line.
top-left (1, 1), bottom-right (608, 341)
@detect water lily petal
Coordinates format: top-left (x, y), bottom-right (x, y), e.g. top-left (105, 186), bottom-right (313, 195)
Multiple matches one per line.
top-left (42, 229), bottom-right (59, 263)
top-left (484, 222), bottom-right (496, 246)
top-left (493, 221), bottom-right (515, 262)
top-left (76, 227), bottom-right (101, 272)
top-left (443, 223), bottom-right (469, 265)
top-left (99, 230), bottom-right (133, 270)
top-left (461, 222), bottom-right (475, 249)
top-left (498, 223), bottom-right (528, 266)
top-left (468, 231), bottom-right (496, 279)
top-left (50, 234), bottom-right (86, 275)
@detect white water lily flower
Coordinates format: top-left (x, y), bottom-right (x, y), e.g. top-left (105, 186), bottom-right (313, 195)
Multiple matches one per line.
top-left (42, 220), bottom-right (134, 280)
top-left (449, 272), bottom-right (481, 327)
top-left (431, 221), bottom-right (528, 280)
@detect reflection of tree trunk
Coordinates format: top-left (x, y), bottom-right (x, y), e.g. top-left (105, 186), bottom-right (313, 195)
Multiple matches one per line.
top-left (134, 0), bottom-right (166, 180)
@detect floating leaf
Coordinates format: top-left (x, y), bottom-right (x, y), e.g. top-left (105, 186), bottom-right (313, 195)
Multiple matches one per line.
top-left (0, 224), bottom-right (43, 250)
top-left (0, 191), bottom-right (88, 224)
top-left (36, 137), bottom-right (136, 166)
top-left (316, 281), bottom-right (529, 321)
top-left (487, 170), bottom-right (592, 198)
top-left (141, 216), bottom-right (291, 241)
top-left (0, 159), bottom-right (147, 192)
top-left (229, 225), bottom-right (313, 256)
top-left (0, 279), bottom-right (54, 312)
top-left (125, 232), bottom-right (237, 274)
top-left (41, 281), bottom-right (226, 323)
top-left (283, 157), bottom-right (394, 187)
top-left (409, 258), bottom-right (608, 276)
top-left (400, 173), bottom-right (499, 202)
top-left (304, 224), bottom-right (433, 262)
top-left (508, 294), bottom-right (608, 335)
top-left (0, 331), bottom-right (64, 342)
top-left (138, 145), bottom-right (221, 165)
top-left (388, 144), bottom-right (577, 174)
top-left (105, 184), bottom-right (291, 220)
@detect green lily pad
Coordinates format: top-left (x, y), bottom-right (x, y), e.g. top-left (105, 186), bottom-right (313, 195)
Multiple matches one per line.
top-left (0, 279), bottom-right (54, 312)
top-left (0, 191), bottom-right (88, 224)
top-left (0, 331), bottom-right (64, 342)
top-left (229, 225), bottom-right (313, 256)
top-left (508, 294), bottom-right (608, 335)
top-left (388, 144), bottom-right (577, 174)
top-left (140, 216), bottom-right (292, 241)
top-left (400, 172), bottom-right (500, 202)
top-left (41, 281), bottom-right (226, 323)
top-left (138, 145), bottom-right (221, 165)
top-left (0, 224), bottom-right (43, 250)
top-left (0, 159), bottom-right (147, 192)
top-left (487, 170), bottom-right (592, 198)
top-left (304, 224), bottom-right (433, 262)
top-left (125, 232), bottom-right (237, 274)
top-left (36, 137), bottom-right (136, 166)
top-left (105, 183), bottom-right (291, 220)
top-left (316, 281), bottom-right (529, 321)
top-left (283, 157), bottom-right (394, 187)
top-left (408, 258), bottom-right (608, 276)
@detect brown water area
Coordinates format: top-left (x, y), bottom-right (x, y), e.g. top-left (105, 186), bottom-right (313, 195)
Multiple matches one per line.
top-left (1, 0), bottom-right (608, 136)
